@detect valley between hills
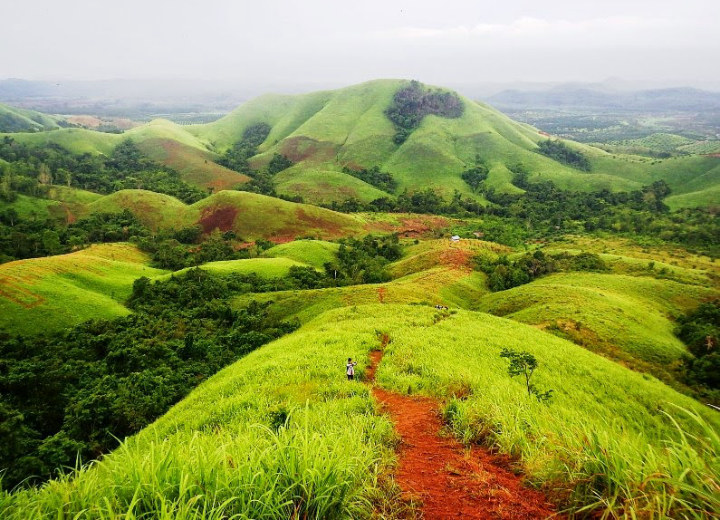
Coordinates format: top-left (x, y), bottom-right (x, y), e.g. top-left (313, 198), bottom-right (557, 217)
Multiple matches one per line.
top-left (0, 79), bottom-right (718, 519)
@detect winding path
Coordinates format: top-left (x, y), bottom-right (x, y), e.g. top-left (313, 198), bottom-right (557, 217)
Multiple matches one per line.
top-left (367, 349), bottom-right (560, 519)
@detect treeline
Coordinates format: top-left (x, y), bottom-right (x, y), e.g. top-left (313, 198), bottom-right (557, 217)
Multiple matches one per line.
top-left (537, 139), bottom-right (592, 171)
top-left (385, 80), bottom-right (464, 144)
top-left (474, 250), bottom-right (608, 291)
top-left (341, 165), bottom-right (397, 193)
top-left (323, 173), bottom-right (718, 254)
top-left (217, 122), bottom-right (295, 197)
top-left (676, 299), bottom-right (720, 402)
top-left (0, 138), bottom-right (205, 204)
top-left (0, 269), bottom-right (299, 489)
top-left (0, 210), bottom-right (149, 263)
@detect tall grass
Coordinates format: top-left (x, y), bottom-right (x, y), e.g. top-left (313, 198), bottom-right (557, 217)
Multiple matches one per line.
top-left (3, 304), bottom-right (718, 518)
top-left (0, 318), bottom-right (399, 519)
top-left (368, 305), bottom-right (720, 519)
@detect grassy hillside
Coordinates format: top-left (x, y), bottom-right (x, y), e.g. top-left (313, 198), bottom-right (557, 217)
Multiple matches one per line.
top-left (3, 81), bottom-right (719, 207)
top-left (168, 257), bottom-right (309, 279)
top-left (0, 103), bottom-right (61, 132)
top-left (0, 243), bottom-right (167, 334)
top-left (80, 189), bottom-right (365, 240)
top-left (2, 305), bottom-right (717, 518)
top-left (190, 79), bottom-right (720, 205)
top-left (479, 272), bottom-right (716, 367)
top-left (261, 239), bottom-right (340, 268)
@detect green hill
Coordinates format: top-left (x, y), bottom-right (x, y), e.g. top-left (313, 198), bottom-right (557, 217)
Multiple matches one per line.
top-left (0, 103), bottom-right (61, 132)
top-left (189, 79), bottom-right (720, 204)
top-left (0, 243), bottom-right (167, 334)
top-left (81, 189), bottom-right (365, 239)
top-left (3, 80), bottom-right (719, 207)
top-left (2, 305), bottom-right (717, 518)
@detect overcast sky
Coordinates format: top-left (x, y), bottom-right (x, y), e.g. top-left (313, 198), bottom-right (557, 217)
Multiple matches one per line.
top-left (1, 0), bottom-right (719, 88)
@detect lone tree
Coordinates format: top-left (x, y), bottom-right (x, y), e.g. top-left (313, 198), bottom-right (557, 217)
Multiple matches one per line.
top-left (500, 348), bottom-right (553, 402)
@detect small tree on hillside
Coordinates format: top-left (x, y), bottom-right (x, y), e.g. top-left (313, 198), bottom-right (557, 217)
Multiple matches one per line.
top-left (500, 348), bottom-right (553, 402)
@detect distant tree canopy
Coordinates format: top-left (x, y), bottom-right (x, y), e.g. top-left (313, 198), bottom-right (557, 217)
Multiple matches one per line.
top-left (385, 80), bottom-right (464, 144)
top-left (267, 153), bottom-right (294, 174)
top-left (473, 250), bottom-right (608, 291)
top-left (0, 138), bottom-right (205, 203)
top-left (217, 122), bottom-right (271, 175)
top-left (341, 165), bottom-right (397, 193)
top-left (537, 139), bottom-right (592, 171)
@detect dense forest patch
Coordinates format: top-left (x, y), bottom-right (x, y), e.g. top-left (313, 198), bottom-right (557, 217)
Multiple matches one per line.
top-left (537, 139), bottom-right (592, 171)
top-left (385, 80), bottom-right (464, 144)
top-left (341, 165), bottom-right (397, 193)
top-left (0, 138), bottom-right (205, 203)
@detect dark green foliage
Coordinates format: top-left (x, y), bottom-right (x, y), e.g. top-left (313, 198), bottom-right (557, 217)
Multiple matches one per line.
top-left (385, 80), bottom-right (464, 144)
top-left (0, 210), bottom-right (150, 263)
top-left (267, 153), bottom-right (294, 175)
top-left (474, 250), bottom-right (607, 291)
top-left (324, 234), bottom-right (400, 285)
top-left (500, 348), bottom-right (553, 402)
top-left (0, 138), bottom-right (205, 203)
top-left (461, 164), bottom-right (489, 192)
top-left (537, 140), bottom-right (592, 171)
top-left (676, 300), bottom-right (720, 391)
top-left (217, 122), bottom-right (271, 174)
top-left (0, 268), bottom-right (300, 489)
top-left (341, 165), bottom-right (397, 193)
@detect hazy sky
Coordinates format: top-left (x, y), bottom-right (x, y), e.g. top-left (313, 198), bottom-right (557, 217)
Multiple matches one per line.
top-left (2, 0), bottom-right (719, 87)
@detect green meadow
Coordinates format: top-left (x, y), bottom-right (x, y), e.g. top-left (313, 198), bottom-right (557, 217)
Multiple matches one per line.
top-left (0, 243), bottom-right (167, 334)
top-left (2, 305), bottom-right (717, 519)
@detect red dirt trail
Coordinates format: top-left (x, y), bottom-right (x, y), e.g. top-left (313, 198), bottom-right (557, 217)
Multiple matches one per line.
top-left (366, 350), bottom-right (560, 519)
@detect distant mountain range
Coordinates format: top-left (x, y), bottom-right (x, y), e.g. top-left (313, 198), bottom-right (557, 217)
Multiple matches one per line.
top-left (486, 86), bottom-right (720, 112)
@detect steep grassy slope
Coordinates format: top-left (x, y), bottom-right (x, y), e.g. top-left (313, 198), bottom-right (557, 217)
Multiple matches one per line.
top-left (479, 272), bottom-right (716, 367)
top-left (0, 103), bottom-right (60, 132)
top-left (0, 243), bottom-right (167, 334)
top-left (191, 79), bottom-right (720, 204)
top-left (2, 305), bottom-right (717, 518)
top-left (136, 137), bottom-right (249, 191)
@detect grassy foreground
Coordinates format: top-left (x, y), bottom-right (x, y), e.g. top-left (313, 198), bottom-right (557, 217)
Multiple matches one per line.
top-left (2, 305), bottom-right (718, 518)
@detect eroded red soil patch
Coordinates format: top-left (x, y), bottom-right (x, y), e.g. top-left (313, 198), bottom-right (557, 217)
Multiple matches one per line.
top-left (279, 136), bottom-right (337, 164)
top-left (199, 206), bottom-right (239, 233)
top-left (368, 351), bottom-right (560, 519)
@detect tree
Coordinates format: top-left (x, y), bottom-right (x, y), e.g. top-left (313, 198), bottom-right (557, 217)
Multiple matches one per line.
top-left (499, 348), bottom-right (553, 402)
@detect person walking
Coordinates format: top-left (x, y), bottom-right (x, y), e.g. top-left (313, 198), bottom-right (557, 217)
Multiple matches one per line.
top-left (346, 358), bottom-right (358, 380)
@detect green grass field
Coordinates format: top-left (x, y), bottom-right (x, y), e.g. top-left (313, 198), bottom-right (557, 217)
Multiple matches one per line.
top-left (479, 272), bottom-right (716, 367)
top-left (2, 304), bottom-right (717, 518)
top-left (168, 257), bottom-right (309, 279)
top-left (0, 243), bottom-right (167, 334)
top-left (261, 239), bottom-right (340, 268)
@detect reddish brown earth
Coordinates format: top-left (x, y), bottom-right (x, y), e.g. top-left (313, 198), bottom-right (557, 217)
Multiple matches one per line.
top-left (367, 350), bottom-right (560, 519)
top-left (199, 206), bottom-right (239, 233)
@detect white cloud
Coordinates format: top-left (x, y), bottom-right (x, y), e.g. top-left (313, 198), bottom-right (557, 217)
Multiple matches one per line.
top-left (378, 16), bottom-right (712, 48)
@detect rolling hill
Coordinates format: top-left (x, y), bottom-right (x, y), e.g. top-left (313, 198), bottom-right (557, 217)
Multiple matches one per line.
top-left (0, 243), bottom-right (167, 334)
top-left (0, 103), bottom-right (61, 132)
top-left (3, 80), bottom-right (719, 208)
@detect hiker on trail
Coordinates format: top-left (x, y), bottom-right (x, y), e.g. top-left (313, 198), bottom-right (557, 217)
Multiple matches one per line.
top-left (346, 358), bottom-right (358, 380)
